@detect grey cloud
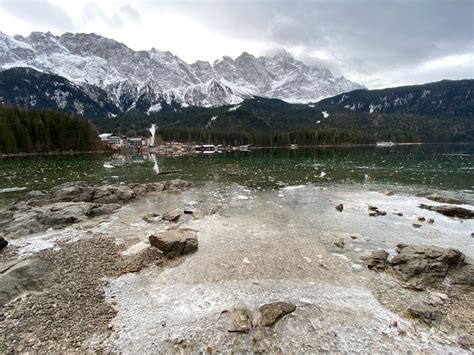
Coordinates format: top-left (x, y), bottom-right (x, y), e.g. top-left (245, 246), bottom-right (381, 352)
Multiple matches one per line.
top-left (120, 4), bottom-right (141, 23)
top-left (0, 0), bottom-right (75, 30)
top-left (143, 0), bottom-right (473, 86)
top-left (82, 2), bottom-right (124, 28)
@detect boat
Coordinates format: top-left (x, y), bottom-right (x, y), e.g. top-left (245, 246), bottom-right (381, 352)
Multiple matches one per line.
top-left (376, 141), bottom-right (394, 147)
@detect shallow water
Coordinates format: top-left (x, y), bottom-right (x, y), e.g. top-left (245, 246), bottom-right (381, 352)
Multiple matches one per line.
top-left (95, 183), bottom-right (472, 353)
top-left (2, 144), bottom-right (473, 352)
top-left (1, 144), bottom-right (473, 207)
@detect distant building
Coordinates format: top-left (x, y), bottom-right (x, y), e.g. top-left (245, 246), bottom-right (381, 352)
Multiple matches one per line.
top-left (128, 138), bottom-right (144, 150)
top-left (106, 134), bottom-right (126, 148)
top-left (99, 133), bottom-right (113, 142)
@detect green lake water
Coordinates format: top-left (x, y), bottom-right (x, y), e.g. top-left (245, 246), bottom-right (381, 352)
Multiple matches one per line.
top-left (0, 143), bottom-right (473, 207)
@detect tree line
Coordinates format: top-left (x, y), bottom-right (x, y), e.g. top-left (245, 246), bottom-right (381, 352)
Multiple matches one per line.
top-left (0, 106), bottom-right (101, 154)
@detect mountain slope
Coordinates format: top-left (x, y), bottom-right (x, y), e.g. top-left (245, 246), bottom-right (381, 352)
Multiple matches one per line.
top-left (0, 67), bottom-right (119, 117)
top-left (0, 31), bottom-right (363, 111)
top-left (316, 80), bottom-right (474, 116)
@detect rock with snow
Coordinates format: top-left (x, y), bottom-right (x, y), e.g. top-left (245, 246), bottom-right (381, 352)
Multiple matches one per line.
top-left (0, 31), bottom-right (363, 112)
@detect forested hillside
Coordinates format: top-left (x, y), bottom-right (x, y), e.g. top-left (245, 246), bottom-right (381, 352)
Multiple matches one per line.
top-left (0, 107), bottom-right (101, 153)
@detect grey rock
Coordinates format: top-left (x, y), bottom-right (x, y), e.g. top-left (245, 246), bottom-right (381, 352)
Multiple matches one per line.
top-left (37, 202), bottom-right (94, 227)
top-left (89, 203), bottom-right (121, 217)
top-left (450, 258), bottom-right (474, 286)
top-left (92, 185), bottom-right (136, 204)
top-left (407, 301), bottom-right (440, 325)
top-left (193, 210), bottom-right (205, 220)
top-left (12, 190), bottom-right (51, 208)
top-left (164, 179), bottom-right (192, 192)
top-left (381, 190), bottom-right (394, 196)
top-left (334, 238), bottom-right (345, 248)
top-left (0, 236), bottom-right (8, 250)
top-left (149, 229), bottom-right (198, 258)
top-left (418, 204), bottom-right (474, 219)
top-left (231, 307), bottom-right (253, 332)
top-left (50, 181), bottom-right (94, 203)
top-left (142, 213), bottom-right (160, 223)
top-left (0, 258), bottom-right (52, 307)
top-left (162, 209), bottom-right (181, 222)
top-left (360, 250), bottom-right (389, 271)
top-left (259, 301), bottom-right (296, 327)
top-left (425, 194), bottom-right (463, 205)
top-left (391, 244), bottom-right (465, 289)
top-left (368, 206), bottom-right (387, 216)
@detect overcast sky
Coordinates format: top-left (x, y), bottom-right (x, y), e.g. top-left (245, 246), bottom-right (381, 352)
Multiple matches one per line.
top-left (0, 0), bottom-right (473, 88)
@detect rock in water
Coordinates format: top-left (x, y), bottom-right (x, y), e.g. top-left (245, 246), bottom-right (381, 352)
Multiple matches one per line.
top-left (92, 185), bottom-right (136, 204)
top-left (142, 213), bottom-right (160, 223)
top-left (334, 238), bottom-right (345, 248)
top-left (360, 250), bottom-right (389, 271)
top-left (231, 307), bottom-right (253, 332)
top-left (50, 181), bottom-right (94, 203)
top-left (391, 244), bottom-right (465, 289)
top-left (425, 194), bottom-right (463, 205)
top-left (0, 236), bottom-right (8, 249)
top-left (149, 229), bottom-right (198, 257)
top-left (259, 302), bottom-right (296, 327)
top-left (368, 206), bottom-right (387, 216)
top-left (418, 204), bottom-right (474, 219)
top-left (162, 209), bottom-right (181, 222)
top-left (335, 204), bottom-right (344, 212)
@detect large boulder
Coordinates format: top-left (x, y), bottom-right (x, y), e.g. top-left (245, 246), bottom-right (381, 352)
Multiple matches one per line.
top-left (259, 302), bottom-right (296, 327)
top-left (360, 250), bottom-right (389, 271)
top-left (149, 229), bottom-right (198, 257)
top-left (162, 209), bottom-right (181, 222)
top-left (50, 181), bottom-right (94, 203)
top-left (425, 194), bottom-right (464, 205)
top-left (0, 258), bottom-right (52, 307)
top-left (0, 236), bottom-right (8, 250)
top-left (164, 179), bottom-right (192, 192)
top-left (92, 185), bottom-right (136, 204)
top-left (37, 202), bottom-right (94, 227)
top-left (390, 244), bottom-right (465, 289)
top-left (418, 204), bottom-right (474, 219)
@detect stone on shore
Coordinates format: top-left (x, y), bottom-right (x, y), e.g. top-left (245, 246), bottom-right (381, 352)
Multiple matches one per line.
top-left (162, 209), bottom-right (182, 222)
top-left (0, 258), bottom-right (52, 307)
top-left (391, 244), bottom-right (465, 289)
top-left (164, 179), bottom-right (192, 192)
top-left (425, 194), bottom-right (464, 205)
top-left (368, 206), bottom-right (387, 216)
top-left (92, 185), bottom-right (136, 204)
top-left (418, 204), bottom-right (474, 219)
top-left (231, 307), bottom-right (253, 332)
top-left (259, 302), bottom-right (296, 327)
top-left (0, 236), bottom-right (8, 250)
top-left (149, 229), bottom-right (198, 257)
top-left (142, 213), bottom-right (160, 223)
top-left (360, 250), bottom-right (389, 271)
top-left (334, 238), bottom-right (345, 248)
top-left (50, 181), bottom-right (95, 203)
top-left (407, 301), bottom-right (441, 325)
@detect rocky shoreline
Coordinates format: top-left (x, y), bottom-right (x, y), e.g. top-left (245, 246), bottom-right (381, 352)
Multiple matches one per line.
top-left (0, 181), bottom-right (473, 352)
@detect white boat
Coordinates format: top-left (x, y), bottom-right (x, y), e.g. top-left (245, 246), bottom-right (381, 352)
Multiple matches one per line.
top-left (376, 141), bottom-right (394, 147)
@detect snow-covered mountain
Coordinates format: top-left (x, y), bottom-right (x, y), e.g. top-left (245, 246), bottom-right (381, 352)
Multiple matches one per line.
top-left (0, 31), bottom-right (363, 113)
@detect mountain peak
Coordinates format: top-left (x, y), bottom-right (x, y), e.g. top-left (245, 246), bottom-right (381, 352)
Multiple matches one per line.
top-left (0, 30), bottom-right (364, 110)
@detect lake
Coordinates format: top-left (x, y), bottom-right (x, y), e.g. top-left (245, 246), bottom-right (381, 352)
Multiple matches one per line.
top-left (1, 144), bottom-right (473, 207)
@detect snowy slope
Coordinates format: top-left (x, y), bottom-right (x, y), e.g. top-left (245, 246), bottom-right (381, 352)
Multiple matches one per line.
top-left (0, 31), bottom-right (364, 113)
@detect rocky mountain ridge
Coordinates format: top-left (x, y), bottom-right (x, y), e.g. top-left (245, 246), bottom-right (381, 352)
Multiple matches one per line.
top-left (0, 31), bottom-right (363, 113)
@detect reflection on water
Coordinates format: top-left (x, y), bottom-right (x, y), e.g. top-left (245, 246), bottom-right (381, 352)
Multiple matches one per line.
top-left (0, 144), bottom-right (473, 206)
